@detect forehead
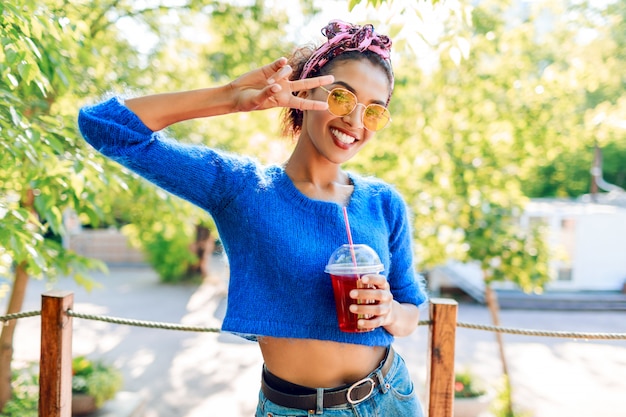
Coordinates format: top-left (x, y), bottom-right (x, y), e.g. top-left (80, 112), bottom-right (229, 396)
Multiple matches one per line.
top-left (328, 59), bottom-right (391, 102)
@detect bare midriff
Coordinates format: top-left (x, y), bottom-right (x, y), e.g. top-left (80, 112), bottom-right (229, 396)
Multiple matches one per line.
top-left (258, 336), bottom-right (387, 388)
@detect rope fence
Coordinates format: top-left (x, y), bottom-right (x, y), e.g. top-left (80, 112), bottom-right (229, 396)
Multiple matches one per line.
top-left (8, 293), bottom-right (625, 417)
top-left (3, 308), bottom-right (625, 340)
top-left (0, 310), bottom-right (41, 322)
top-left (67, 309), bottom-right (221, 333)
top-left (455, 321), bottom-right (626, 340)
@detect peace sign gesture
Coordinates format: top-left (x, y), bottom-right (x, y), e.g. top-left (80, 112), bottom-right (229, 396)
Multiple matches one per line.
top-left (229, 57), bottom-right (334, 112)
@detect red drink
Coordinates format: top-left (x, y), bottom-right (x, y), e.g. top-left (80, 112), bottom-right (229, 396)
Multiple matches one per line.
top-left (330, 274), bottom-right (376, 332)
top-left (325, 244), bottom-right (384, 333)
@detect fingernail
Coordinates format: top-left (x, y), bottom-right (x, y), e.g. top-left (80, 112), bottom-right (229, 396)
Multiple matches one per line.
top-left (270, 84), bottom-right (281, 93)
top-left (277, 66), bottom-right (291, 79)
top-left (350, 290), bottom-right (358, 298)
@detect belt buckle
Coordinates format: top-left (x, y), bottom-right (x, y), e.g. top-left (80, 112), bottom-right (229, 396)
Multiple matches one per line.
top-left (346, 377), bottom-right (375, 405)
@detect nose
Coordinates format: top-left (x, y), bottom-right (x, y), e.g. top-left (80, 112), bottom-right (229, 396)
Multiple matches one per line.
top-left (342, 103), bottom-right (366, 129)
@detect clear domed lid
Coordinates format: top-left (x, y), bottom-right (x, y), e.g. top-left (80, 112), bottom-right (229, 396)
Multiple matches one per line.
top-left (324, 244), bottom-right (384, 275)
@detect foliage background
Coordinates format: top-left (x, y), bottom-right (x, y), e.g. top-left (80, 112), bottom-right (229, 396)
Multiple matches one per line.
top-left (1, 0), bottom-right (624, 412)
top-left (2, 0), bottom-right (624, 285)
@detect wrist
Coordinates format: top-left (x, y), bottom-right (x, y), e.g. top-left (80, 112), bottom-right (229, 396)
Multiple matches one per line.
top-left (384, 301), bottom-right (419, 337)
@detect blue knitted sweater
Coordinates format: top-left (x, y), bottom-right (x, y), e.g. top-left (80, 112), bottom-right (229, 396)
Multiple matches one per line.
top-left (78, 97), bottom-right (428, 347)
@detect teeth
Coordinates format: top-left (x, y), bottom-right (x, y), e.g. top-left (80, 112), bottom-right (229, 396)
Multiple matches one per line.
top-left (331, 128), bottom-right (356, 144)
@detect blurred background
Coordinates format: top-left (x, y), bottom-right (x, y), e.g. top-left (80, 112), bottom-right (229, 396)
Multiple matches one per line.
top-left (1, 0), bottom-right (625, 416)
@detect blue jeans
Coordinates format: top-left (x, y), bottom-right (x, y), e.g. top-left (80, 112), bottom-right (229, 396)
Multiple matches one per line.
top-left (255, 350), bottom-right (425, 417)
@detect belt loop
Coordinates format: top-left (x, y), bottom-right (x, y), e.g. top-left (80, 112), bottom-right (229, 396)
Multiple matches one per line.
top-left (315, 388), bottom-right (324, 414)
top-left (375, 369), bottom-right (388, 394)
top-left (376, 347), bottom-right (391, 394)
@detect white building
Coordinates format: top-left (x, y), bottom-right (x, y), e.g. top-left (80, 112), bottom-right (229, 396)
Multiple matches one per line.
top-left (429, 194), bottom-right (626, 302)
top-left (522, 196), bottom-right (626, 292)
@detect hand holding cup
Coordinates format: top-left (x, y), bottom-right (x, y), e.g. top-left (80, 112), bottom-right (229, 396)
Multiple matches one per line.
top-left (348, 273), bottom-right (395, 331)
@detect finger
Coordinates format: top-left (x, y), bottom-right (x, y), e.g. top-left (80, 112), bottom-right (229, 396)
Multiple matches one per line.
top-left (290, 75), bottom-right (335, 92)
top-left (357, 316), bottom-right (386, 330)
top-left (361, 274), bottom-right (390, 290)
top-left (355, 309), bottom-right (389, 330)
top-left (247, 84), bottom-right (280, 110)
top-left (289, 96), bottom-right (328, 112)
top-left (350, 288), bottom-right (392, 304)
top-left (352, 301), bottom-right (392, 315)
top-left (267, 64), bottom-right (293, 84)
top-left (267, 57), bottom-right (288, 74)
top-left (263, 57), bottom-right (288, 82)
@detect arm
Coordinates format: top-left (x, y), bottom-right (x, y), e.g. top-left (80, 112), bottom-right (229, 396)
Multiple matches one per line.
top-left (125, 57), bottom-right (334, 131)
top-left (348, 186), bottom-right (427, 336)
top-left (78, 57), bottom-right (334, 213)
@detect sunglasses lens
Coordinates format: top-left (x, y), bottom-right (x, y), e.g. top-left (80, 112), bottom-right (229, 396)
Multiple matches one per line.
top-left (325, 88), bottom-right (391, 131)
top-left (363, 105), bottom-right (391, 131)
top-left (328, 89), bottom-right (357, 116)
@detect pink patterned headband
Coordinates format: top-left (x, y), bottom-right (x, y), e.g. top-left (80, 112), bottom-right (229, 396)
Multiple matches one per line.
top-left (300, 20), bottom-right (394, 91)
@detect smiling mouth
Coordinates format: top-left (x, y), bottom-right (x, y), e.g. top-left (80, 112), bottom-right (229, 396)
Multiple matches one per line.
top-left (331, 128), bottom-right (357, 145)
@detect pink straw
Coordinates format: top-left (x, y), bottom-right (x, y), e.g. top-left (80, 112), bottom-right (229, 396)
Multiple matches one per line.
top-left (342, 206), bottom-right (358, 268)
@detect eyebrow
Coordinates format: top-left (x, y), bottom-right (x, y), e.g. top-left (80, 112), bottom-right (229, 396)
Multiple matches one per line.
top-left (331, 80), bottom-right (387, 106)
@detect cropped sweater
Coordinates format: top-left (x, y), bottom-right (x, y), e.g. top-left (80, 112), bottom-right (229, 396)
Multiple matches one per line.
top-left (78, 97), bottom-right (428, 347)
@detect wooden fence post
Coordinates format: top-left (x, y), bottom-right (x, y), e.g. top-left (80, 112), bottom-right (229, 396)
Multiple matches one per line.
top-left (39, 291), bottom-right (74, 417)
top-left (426, 298), bottom-right (458, 417)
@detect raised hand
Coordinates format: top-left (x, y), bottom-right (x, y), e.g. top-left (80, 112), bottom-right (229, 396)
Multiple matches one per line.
top-left (229, 57), bottom-right (334, 112)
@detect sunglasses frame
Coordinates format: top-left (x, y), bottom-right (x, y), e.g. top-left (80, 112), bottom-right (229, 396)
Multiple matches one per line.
top-left (319, 86), bottom-right (391, 132)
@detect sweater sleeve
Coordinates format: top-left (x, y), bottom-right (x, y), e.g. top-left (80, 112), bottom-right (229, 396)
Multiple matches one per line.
top-left (386, 187), bottom-right (429, 307)
top-left (77, 96), bottom-right (252, 215)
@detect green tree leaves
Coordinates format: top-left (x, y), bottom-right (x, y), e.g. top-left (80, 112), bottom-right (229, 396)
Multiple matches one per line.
top-left (350, 0), bottom-right (624, 290)
top-left (1, 1), bottom-right (108, 281)
top-left (2, 0), bottom-right (624, 289)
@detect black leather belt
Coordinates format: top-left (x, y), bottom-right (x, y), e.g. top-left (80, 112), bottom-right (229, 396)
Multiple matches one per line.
top-left (261, 348), bottom-right (394, 410)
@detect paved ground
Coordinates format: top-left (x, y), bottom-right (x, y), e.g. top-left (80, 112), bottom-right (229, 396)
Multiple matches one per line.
top-left (8, 257), bottom-right (626, 417)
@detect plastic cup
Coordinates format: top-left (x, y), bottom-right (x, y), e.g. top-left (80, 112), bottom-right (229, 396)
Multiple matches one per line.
top-left (325, 244), bottom-right (384, 333)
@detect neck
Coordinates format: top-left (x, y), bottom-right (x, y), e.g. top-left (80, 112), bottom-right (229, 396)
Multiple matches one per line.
top-left (284, 137), bottom-right (346, 188)
top-left (283, 136), bottom-right (354, 206)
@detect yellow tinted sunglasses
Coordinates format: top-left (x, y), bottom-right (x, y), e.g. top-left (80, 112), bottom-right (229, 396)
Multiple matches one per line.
top-left (320, 86), bottom-right (391, 132)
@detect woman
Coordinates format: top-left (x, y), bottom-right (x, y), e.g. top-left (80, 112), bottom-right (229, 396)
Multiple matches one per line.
top-left (78, 20), bottom-right (428, 417)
